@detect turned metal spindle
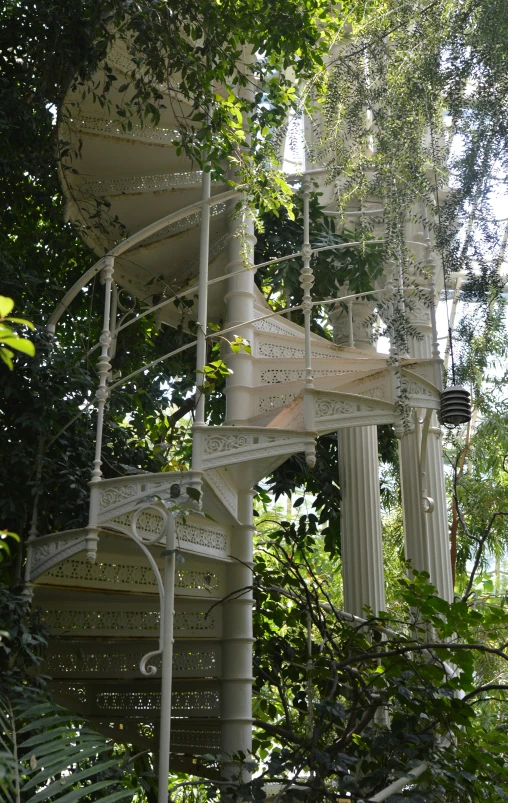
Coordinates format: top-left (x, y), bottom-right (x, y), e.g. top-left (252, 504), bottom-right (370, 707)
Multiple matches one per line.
top-left (195, 168), bottom-right (211, 427)
top-left (300, 175), bottom-right (314, 390)
top-left (347, 299), bottom-right (354, 348)
top-left (422, 207), bottom-right (443, 392)
top-left (300, 175), bottom-right (316, 467)
top-left (87, 255), bottom-right (115, 562)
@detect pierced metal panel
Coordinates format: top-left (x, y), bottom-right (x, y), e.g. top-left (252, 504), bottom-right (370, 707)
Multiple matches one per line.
top-left (67, 114), bottom-right (179, 144)
top-left (52, 681), bottom-right (221, 718)
top-left (172, 726), bottom-right (221, 753)
top-left (43, 640), bottom-right (221, 679)
top-left (39, 553), bottom-right (225, 598)
top-left (42, 598), bottom-right (222, 638)
top-left (102, 510), bottom-right (231, 559)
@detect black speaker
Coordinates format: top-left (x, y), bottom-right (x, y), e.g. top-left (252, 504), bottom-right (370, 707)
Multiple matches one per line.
top-left (439, 386), bottom-right (471, 426)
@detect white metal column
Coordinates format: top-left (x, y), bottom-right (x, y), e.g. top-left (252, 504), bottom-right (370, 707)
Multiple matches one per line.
top-left (339, 426), bottom-right (386, 616)
top-left (220, 489), bottom-right (254, 778)
top-left (223, 200), bottom-right (257, 424)
top-left (403, 295), bottom-right (453, 600)
top-left (398, 418), bottom-right (431, 577)
top-left (330, 300), bottom-right (386, 616)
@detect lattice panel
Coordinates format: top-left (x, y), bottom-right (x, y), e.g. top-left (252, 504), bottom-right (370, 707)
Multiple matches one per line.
top-left (40, 556), bottom-right (222, 596)
top-left (44, 643), bottom-right (220, 679)
top-left (107, 509), bottom-right (166, 540)
top-left (90, 687), bottom-right (220, 716)
top-left (69, 114), bottom-right (179, 144)
top-left (105, 511), bottom-right (229, 557)
top-left (172, 727), bottom-right (221, 752)
top-left (43, 603), bottom-right (221, 637)
top-left (259, 367), bottom-right (354, 385)
top-left (141, 203), bottom-right (226, 245)
top-left (257, 392), bottom-right (297, 414)
top-left (43, 558), bottom-right (159, 592)
top-left (44, 608), bottom-right (161, 634)
top-left (176, 521), bottom-right (229, 556)
top-left (82, 171), bottom-right (206, 196)
top-left (96, 720), bottom-right (222, 754)
top-left (256, 338), bottom-right (342, 360)
top-left (254, 317), bottom-right (305, 337)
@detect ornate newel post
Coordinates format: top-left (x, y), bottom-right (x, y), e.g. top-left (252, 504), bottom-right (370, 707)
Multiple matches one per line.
top-left (330, 295), bottom-right (386, 617)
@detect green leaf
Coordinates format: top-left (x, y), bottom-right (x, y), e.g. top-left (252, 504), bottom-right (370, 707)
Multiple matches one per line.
top-left (0, 296), bottom-right (14, 317)
top-left (39, 780), bottom-right (114, 803)
top-left (23, 760), bottom-right (119, 799)
top-left (1, 335), bottom-right (35, 356)
top-left (186, 486), bottom-right (201, 502)
top-left (4, 317), bottom-right (35, 329)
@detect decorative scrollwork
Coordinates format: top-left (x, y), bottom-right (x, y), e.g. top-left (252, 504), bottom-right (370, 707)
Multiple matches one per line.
top-left (139, 648), bottom-right (162, 677)
top-left (99, 484), bottom-right (137, 510)
top-left (204, 434), bottom-right (249, 455)
top-left (131, 504), bottom-right (167, 544)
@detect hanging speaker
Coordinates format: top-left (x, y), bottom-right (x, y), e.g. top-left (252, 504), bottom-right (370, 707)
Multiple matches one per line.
top-left (439, 386), bottom-right (472, 426)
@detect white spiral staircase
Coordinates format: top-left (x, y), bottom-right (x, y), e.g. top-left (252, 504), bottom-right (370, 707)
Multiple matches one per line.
top-left (25, 38), bottom-right (444, 781)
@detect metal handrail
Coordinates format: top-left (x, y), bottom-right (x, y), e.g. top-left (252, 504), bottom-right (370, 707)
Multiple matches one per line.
top-left (46, 188), bottom-right (241, 332)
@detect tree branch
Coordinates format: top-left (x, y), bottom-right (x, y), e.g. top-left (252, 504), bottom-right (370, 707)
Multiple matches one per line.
top-left (462, 683), bottom-right (508, 703)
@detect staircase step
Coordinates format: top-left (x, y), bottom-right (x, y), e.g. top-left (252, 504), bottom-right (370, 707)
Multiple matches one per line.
top-left (200, 426), bottom-right (308, 470)
top-left (312, 390), bottom-right (395, 432)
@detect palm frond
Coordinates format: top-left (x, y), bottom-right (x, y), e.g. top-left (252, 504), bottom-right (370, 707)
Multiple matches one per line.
top-left (0, 691), bottom-right (137, 803)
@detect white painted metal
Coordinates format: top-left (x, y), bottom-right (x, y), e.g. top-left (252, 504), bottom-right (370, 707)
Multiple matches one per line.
top-left (398, 413), bottom-right (432, 577)
top-left (339, 425), bottom-right (386, 617)
top-left (221, 489), bottom-right (254, 777)
top-left (330, 297), bottom-right (386, 616)
top-left (223, 197), bottom-right (257, 425)
top-left (195, 169), bottom-right (212, 427)
top-left (402, 250), bottom-right (453, 600)
top-left (158, 512), bottom-right (176, 803)
top-left (87, 256), bottom-right (115, 564)
top-left (300, 174), bottom-right (317, 468)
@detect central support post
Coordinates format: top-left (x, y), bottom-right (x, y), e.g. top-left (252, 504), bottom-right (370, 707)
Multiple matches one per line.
top-left (221, 489), bottom-right (254, 779)
top-left (158, 512), bottom-right (176, 803)
top-left (397, 226), bottom-right (453, 601)
top-left (330, 299), bottom-right (386, 617)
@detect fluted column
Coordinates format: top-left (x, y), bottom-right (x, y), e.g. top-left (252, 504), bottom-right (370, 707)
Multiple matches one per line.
top-left (402, 274), bottom-right (453, 600)
top-left (331, 299), bottom-right (386, 617)
top-left (425, 424), bottom-right (453, 600)
top-left (221, 489), bottom-right (254, 778)
top-left (398, 418), bottom-right (430, 576)
top-left (339, 426), bottom-right (386, 616)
